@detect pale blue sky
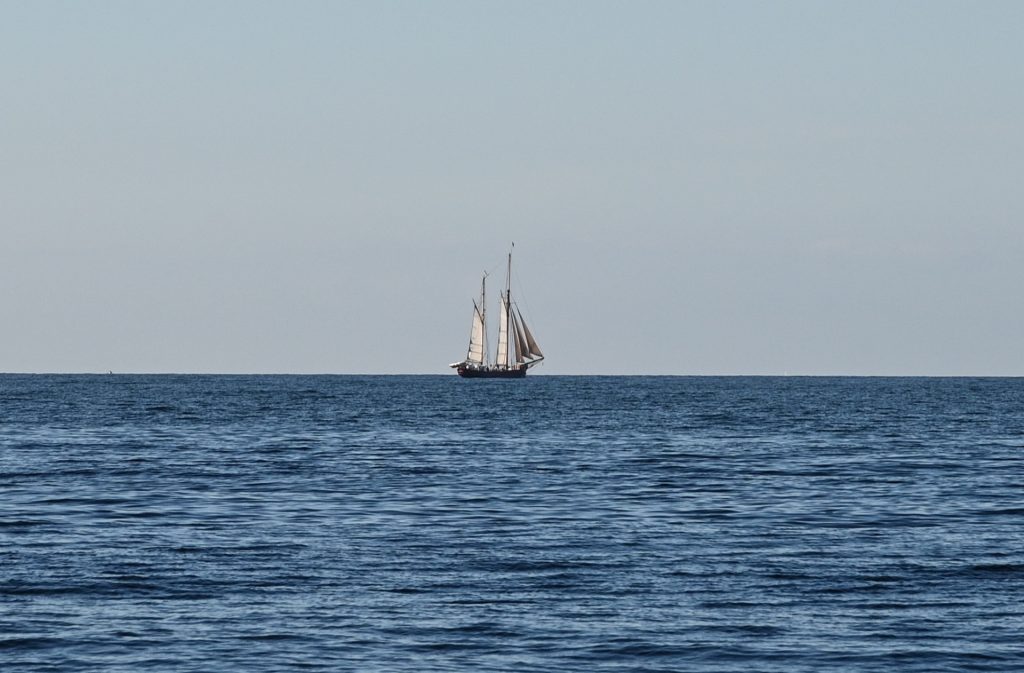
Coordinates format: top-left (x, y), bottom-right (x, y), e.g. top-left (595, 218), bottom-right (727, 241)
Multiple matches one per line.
top-left (2, 1), bottom-right (1022, 374)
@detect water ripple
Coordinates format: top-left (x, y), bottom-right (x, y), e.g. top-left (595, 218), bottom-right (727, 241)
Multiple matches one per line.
top-left (1, 375), bottom-right (1023, 672)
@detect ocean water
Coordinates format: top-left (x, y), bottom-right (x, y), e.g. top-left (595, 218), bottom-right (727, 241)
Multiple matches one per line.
top-left (1, 375), bottom-right (1022, 672)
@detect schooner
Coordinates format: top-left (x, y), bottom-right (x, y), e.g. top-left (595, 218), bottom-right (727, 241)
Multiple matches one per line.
top-left (450, 250), bottom-right (544, 378)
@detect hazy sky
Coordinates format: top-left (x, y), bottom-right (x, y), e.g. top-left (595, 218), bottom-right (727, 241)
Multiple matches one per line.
top-left (2, 1), bottom-right (1022, 375)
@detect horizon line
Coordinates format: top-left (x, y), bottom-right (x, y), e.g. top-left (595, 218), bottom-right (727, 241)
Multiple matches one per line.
top-left (2, 372), bottom-right (1023, 379)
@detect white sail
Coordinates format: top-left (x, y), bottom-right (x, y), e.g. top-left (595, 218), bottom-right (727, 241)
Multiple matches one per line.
top-left (495, 292), bottom-right (509, 366)
top-left (466, 303), bottom-right (485, 364)
top-left (515, 306), bottom-right (543, 358)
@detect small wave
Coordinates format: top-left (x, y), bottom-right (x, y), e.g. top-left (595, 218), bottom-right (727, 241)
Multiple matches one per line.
top-left (438, 621), bottom-right (522, 637)
top-left (144, 404), bottom-right (178, 413)
top-left (589, 639), bottom-right (706, 658)
top-left (968, 563), bottom-right (1024, 575)
top-left (708, 623), bottom-right (786, 636)
top-left (380, 586), bottom-right (427, 594)
top-left (699, 600), bottom-right (760, 609)
top-left (237, 633), bottom-right (312, 642)
top-left (976, 507), bottom-right (1024, 516)
top-left (852, 601), bottom-right (920, 610)
top-left (0, 584), bottom-right (89, 597)
top-left (470, 559), bottom-right (605, 573)
top-left (34, 495), bottom-right (127, 506)
top-left (0, 637), bottom-right (64, 651)
top-left (0, 519), bottom-right (54, 528)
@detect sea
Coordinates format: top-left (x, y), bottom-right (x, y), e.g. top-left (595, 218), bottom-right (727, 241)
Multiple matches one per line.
top-left (1, 375), bottom-right (1022, 672)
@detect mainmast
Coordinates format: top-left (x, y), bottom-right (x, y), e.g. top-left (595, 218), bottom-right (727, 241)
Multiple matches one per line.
top-left (494, 249), bottom-right (514, 368)
top-left (480, 272), bottom-right (487, 364)
top-left (505, 251), bottom-right (512, 368)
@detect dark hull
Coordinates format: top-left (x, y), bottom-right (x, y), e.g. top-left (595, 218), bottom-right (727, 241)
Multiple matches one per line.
top-left (456, 366), bottom-right (527, 379)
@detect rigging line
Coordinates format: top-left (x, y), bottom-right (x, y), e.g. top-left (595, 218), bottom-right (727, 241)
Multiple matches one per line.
top-left (483, 250), bottom-right (510, 281)
top-left (509, 263), bottom-right (539, 332)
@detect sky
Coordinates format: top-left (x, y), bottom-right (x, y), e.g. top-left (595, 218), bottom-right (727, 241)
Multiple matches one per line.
top-left (2, 1), bottom-right (1022, 375)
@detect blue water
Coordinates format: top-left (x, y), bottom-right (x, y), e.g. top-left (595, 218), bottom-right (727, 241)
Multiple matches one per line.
top-left (1, 375), bottom-right (1022, 672)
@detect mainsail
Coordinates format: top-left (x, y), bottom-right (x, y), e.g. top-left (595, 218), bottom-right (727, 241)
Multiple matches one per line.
top-left (496, 293), bottom-right (509, 366)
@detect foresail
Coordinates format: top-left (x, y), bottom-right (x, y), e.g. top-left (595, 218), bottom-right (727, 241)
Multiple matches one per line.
top-left (467, 303), bottom-right (485, 364)
top-left (515, 306), bottom-right (543, 358)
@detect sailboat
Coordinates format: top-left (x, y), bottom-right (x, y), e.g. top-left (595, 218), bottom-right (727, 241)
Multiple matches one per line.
top-left (450, 250), bottom-right (544, 378)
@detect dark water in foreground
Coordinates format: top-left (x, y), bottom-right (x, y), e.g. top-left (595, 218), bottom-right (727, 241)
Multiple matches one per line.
top-left (1, 375), bottom-right (1023, 672)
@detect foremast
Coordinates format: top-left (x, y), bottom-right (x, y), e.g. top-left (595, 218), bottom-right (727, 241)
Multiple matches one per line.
top-left (462, 273), bottom-right (487, 366)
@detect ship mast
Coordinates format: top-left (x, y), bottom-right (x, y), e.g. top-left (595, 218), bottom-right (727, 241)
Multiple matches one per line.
top-left (490, 245), bottom-right (518, 370)
top-left (505, 251), bottom-right (512, 368)
top-left (480, 272), bottom-right (487, 365)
